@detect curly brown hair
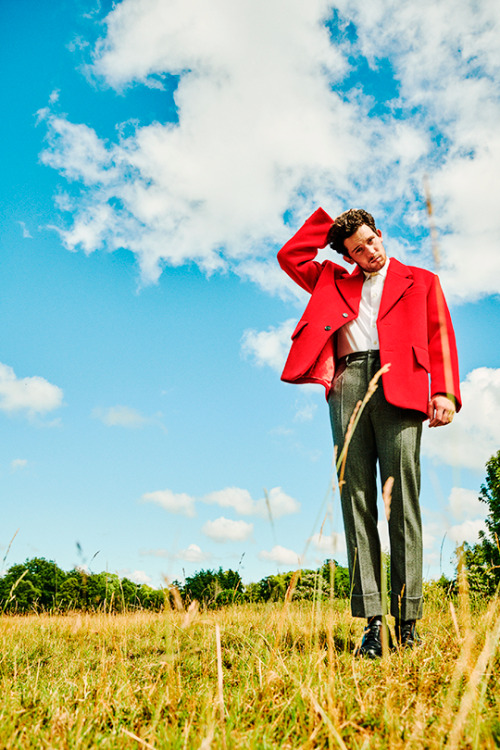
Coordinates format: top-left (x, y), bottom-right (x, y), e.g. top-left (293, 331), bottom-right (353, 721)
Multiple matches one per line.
top-left (327, 209), bottom-right (378, 255)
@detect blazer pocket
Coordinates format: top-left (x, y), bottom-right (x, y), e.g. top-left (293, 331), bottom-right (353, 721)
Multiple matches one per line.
top-left (291, 320), bottom-right (308, 339)
top-left (412, 344), bottom-right (430, 372)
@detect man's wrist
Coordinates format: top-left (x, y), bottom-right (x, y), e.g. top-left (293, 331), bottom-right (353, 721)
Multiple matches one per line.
top-left (431, 393), bottom-right (456, 407)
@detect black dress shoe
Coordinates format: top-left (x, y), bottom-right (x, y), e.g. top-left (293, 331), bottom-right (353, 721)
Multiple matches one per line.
top-left (395, 619), bottom-right (420, 647)
top-left (355, 616), bottom-right (383, 659)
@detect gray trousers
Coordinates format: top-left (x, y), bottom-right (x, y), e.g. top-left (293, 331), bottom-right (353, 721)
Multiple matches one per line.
top-left (328, 351), bottom-right (423, 620)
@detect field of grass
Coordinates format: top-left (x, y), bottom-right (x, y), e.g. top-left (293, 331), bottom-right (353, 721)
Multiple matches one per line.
top-left (1, 588), bottom-right (499, 749)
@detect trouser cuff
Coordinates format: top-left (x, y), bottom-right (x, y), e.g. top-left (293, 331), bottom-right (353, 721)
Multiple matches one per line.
top-left (350, 592), bottom-right (382, 619)
top-left (390, 594), bottom-right (423, 621)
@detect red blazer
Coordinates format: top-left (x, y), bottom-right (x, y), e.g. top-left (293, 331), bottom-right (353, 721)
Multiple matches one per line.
top-left (277, 207), bottom-right (462, 417)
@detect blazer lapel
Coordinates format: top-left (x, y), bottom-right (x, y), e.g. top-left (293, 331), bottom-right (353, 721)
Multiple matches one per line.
top-left (378, 259), bottom-right (413, 320)
top-left (336, 265), bottom-right (364, 314)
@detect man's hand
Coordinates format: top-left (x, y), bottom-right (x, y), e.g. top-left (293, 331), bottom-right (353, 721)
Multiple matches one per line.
top-left (427, 395), bottom-right (456, 427)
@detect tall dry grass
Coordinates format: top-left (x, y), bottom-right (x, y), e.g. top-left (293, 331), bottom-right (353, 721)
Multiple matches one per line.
top-left (1, 588), bottom-right (499, 749)
top-left (0, 339), bottom-right (492, 747)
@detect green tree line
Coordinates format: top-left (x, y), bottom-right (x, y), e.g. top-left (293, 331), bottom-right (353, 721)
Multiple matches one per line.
top-left (464, 448), bottom-right (500, 596)
top-left (0, 556), bottom-right (351, 614)
top-left (0, 559), bottom-right (168, 613)
top-left (1, 450), bottom-right (498, 613)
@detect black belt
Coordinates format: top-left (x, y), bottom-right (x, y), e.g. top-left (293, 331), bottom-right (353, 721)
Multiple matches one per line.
top-left (337, 350), bottom-right (380, 366)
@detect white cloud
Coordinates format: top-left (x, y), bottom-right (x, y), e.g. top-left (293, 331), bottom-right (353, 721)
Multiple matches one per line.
top-left (39, 0), bottom-right (500, 300)
top-left (202, 516), bottom-right (253, 543)
top-left (447, 487), bottom-right (485, 522)
top-left (11, 459), bottom-right (28, 471)
top-left (123, 569), bottom-right (152, 584)
top-left (242, 324), bottom-right (321, 425)
top-left (332, 0), bottom-right (500, 301)
top-left (447, 519), bottom-right (487, 546)
top-left (310, 531), bottom-right (347, 557)
top-left (204, 487), bottom-right (256, 516)
top-left (376, 487), bottom-right (488, 570)
top-left (0, 363), bottom-right (63, 417)
top-left (140, 484), bottom-right (300, 522)
top-left (241, 320), bottom-right (295, 372)
top-left (141, 489), bottom-right (196, 517)
top-left (140, 543), bottom-right (210, 562)
top-left (237, 260), bottom-right (306, 302)
top-left (259, 545), bottom-right (301, 567)
top-left (422, 368), bottom-right (500, 470)
top-left (93, 405), bottom-right (150, 428)
top-left (294, 402), bottom-right (318, 423)
top-left (177, 544), bottom-right (209, 563)
top-left (203, 485), bottom-right (300, 519)
top-left (35, 1), bottom-right (403, 289)
top-left (18, 221), bottom-right (32, 239)
top-left (140, 548), bottom-right (170, 558)
top-left (41, 114), bottom-right (115, 187)
top-left (420, 486), bottom-right (489, 575)
top-left (260, 487), bottom-right (301, 519)
top-left (269, 426), bottom-right (294, 437)
top-left (444, 486), bottom-right (488, 547)
top-left (422, 521), bottom-right (439, 552)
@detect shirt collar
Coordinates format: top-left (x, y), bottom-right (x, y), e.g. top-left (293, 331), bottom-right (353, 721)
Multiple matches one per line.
top-left (363, 257), bottom-right (390, 280)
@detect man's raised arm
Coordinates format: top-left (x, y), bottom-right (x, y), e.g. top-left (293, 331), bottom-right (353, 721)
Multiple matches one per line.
top-left (277, 208), bottom-right (335, 294)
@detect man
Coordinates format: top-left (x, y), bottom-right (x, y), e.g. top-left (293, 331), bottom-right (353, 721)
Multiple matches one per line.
top-left (277, 207), bottom-right (461, 658)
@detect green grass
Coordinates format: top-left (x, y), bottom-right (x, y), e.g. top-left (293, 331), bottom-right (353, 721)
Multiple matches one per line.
top-left (0, 593), bottom-right (499, 748)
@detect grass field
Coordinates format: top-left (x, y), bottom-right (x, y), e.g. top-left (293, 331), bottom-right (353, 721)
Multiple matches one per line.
top-left (1, 587), bottom-right (499, 749)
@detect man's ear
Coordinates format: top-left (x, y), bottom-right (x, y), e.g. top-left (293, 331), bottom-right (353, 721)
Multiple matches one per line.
top-left (376, 229), bottom-right (382, 238)
top-left (343, 255), bottom-right (355, 265)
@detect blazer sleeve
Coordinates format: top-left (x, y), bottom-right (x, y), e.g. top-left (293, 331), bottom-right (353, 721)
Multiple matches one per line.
top-left (427, 274), bottom-right (462, 411)
top-left (277, 208), bottom-right (335, 294)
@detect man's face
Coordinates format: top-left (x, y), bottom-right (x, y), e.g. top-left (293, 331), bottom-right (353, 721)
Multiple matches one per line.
top-left (343, 224), bottom-right (387, 273)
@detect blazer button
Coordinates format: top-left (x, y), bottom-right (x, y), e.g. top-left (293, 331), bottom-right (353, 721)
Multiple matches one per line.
top-left (324, 325), bottom-right (331, 331)
top-left (342, 312), bottom-right (348, 318)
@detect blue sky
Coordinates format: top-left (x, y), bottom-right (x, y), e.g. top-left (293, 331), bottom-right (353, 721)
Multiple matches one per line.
top-left (1, 0), bottom-right (499, 587)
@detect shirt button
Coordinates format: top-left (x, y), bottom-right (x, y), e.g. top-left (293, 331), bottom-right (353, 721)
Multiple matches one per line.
top-left (324, 326), bottom-right (331, 331)
top-left (342, 313), bottom-right (348, 318)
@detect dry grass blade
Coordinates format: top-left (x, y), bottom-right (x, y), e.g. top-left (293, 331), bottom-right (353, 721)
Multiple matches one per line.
top-left (303, 687), bottom-right (349, 750)
top-left (121, 728), bottom-right (157, 749)
top-left (3, 568), bottom-right (29, 613)
top-left (0, 605), bottom-right (499, 746)
top-left (424, 176), bottom-right (455, 398)
top-left (382, 476), bottom-right (394, 523)
top-left (1, 528), bottom-right (19, 574)
top-left (169, 583), bottom-right (184, 612)
top-left (285, 569), bottom-right (301, 604)
top-left (215, 624), bottom-right (224, 718)
top-left (182, 599), bottom-right (199, 628)
top-left (337, 399), bottom-right (361, 494)
top-left (457, 545), bottom-right (471, 632)
top-left (199, 727), bottom-right (215, 749)
top-left (380, 548), bottom-right (390, 659)
top-left (449, 600), bottom-right (461, 641)
top-left (445, 606), bottom-right (500, 749)
top-left (336, 363), bottom-right (391, 489)
top-left (277, 568), bottom-right (302, 634)
top-left (439, 548), bottom-right (475, 732)
top-left (215, 623), bottom-right (227, 750)
top-left (424, 174), bottom-right (440, 269)
top-left (263, 488), bottom-right (276, 542)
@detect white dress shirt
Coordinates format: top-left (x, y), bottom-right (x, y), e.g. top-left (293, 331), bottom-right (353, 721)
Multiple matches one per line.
top-left (336, 258), bottom-right (390, 359)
